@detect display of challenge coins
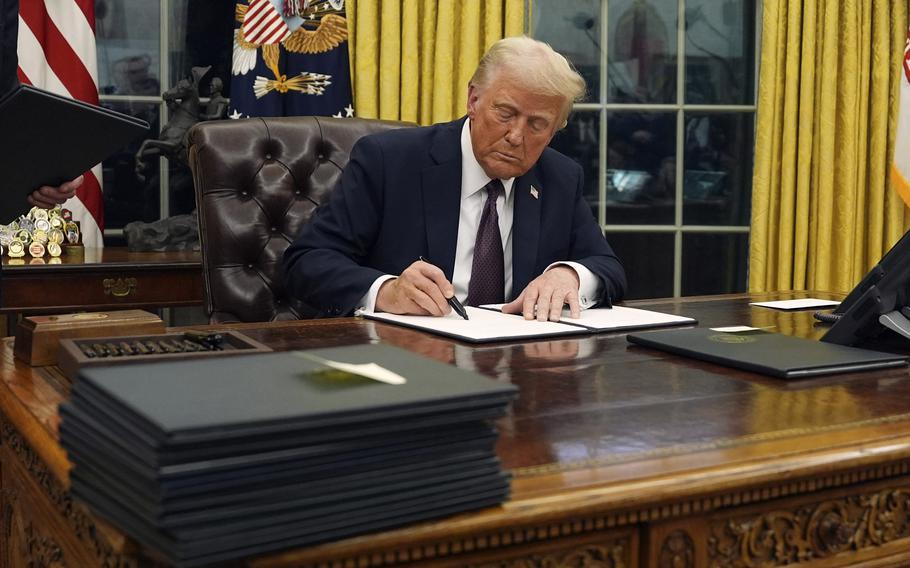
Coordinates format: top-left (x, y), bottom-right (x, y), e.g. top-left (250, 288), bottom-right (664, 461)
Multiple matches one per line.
top-left (1, 205), bottom-right (80, 260)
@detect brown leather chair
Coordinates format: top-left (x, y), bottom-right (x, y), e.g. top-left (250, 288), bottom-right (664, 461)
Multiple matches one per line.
top-left (188, 116), bottom-right (410, 323)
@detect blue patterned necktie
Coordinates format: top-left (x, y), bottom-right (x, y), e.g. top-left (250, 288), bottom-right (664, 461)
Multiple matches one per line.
top-left (465, 179), bottom-right (505, 306)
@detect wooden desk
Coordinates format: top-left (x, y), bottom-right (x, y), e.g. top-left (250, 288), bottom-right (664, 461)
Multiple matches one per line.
top-left (4, 292), bottom-right (910, 567)
top-left (0, 248), bottom-right (203, 314)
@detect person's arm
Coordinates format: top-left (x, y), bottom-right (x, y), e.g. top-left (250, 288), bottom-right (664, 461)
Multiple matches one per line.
top-left (284, 134), bottom-right (456, 318)
top-left (283, 136), bottom-right (392, 317)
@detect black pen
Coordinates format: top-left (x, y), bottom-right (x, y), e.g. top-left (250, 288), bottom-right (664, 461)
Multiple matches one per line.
top-left (419, 256), bottom-right (469, 320)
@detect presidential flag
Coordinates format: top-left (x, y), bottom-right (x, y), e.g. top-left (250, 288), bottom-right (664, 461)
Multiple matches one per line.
top-left (229, 0), bottom-right (353, 119)
top-left (894, 24), bottom-right (910, 207)
top-left (17, 0), bottom-right (104, 247)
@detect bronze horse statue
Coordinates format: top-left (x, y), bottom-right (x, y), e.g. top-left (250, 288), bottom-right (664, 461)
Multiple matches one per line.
top-left (134, 67), bottom-right (223, 180)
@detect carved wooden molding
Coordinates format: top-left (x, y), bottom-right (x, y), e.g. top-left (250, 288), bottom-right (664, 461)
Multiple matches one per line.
top-left (24, 522), bottom-right (66, 567)
top-left (257, 466), bottom-right (910, 567)
top-left (2, 486), bottom-right (66, 567)
top-left (472, 541), bottom-right (630, 568)
top-left (0, 419), bottom-right (139, 568)
top-left (659, 530), bottom-right (694, 568)
top-left (708, 488), bottom-right (910, 566)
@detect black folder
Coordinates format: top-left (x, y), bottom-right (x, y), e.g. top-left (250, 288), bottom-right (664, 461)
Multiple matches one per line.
top-left (0, 84), bottom-right (148, 222)
top-left (627, 328), bottom-right (908, 379)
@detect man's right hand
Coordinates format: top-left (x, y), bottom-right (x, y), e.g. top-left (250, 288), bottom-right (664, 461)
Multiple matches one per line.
top-left (375, 260), bottom-right (454, 316)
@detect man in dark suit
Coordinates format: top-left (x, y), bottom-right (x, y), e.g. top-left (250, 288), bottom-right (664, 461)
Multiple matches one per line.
top-left (284, 36), bottom-right (626, 322)
top-left (1, 0), bottom-right (83, 208)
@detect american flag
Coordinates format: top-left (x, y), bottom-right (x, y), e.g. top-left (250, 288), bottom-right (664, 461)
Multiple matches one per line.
top-left (16, 0), bottom-right (103, 247)
top-left (242, 0), bottom-right (291, 45)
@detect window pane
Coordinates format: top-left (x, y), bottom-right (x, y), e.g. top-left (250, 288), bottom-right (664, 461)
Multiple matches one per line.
top-left (607, 232), bottom-right (674, 300)
top-left (533, 0), bottom-right (602, 102)
top-left (550, 111), bottom-right (601, 221)
top-left (685, 0), bottom-right (756, 104)
top-left (102, 101), bottom-right (161, 229)
top-left (683, 112), bottom-right (753, 226)
top-left (681, 233), bottom-right (748, 295)
top-left (608, 0), bottom-right (678, 103)
top-left (169, 0), bottom-right (236, 97)
top-left (96, 1), bottom-right (161, 96)
top-left (606, 111), bottom-right (675, 225)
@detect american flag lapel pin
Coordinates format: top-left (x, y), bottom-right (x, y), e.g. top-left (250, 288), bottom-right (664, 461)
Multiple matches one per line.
top-left (530, 185), bottom-right (539, 199)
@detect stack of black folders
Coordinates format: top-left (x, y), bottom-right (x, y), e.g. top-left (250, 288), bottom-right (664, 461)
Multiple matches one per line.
top-left (59, 344), bottom-right (517, 566)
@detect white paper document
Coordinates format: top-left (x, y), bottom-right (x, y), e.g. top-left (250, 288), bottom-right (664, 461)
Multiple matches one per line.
top-left (710, 325), bottom-right (763, 332)
top-left (292, 351), bottom-right (407, 385)
top-left (481, 304), bottom-right (696, 331)
top-left (749, 298), bottom-right (841, 310)
top-left (362, 306), bottom-right (585, 343)
top-left (362, 305), bottom-right (696, 343)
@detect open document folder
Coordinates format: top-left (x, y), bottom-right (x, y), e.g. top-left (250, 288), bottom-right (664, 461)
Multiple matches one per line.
top-left (0, 84), bottom-right (148, 222)
top-left (361, 305), bottom-right (696, 343)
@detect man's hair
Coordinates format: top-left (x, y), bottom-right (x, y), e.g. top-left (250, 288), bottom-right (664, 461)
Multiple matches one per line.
top-left (470, 36), bottom-right (586, 125)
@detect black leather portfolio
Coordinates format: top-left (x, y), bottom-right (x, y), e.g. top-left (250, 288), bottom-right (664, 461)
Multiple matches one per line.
top-left (627, 328), bottom-right (908, 379)
top-left (0, 84), bottom-right (148, 222)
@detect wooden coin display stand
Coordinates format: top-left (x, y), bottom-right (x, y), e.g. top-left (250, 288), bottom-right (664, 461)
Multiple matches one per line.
top-left (14, 310), bottom-right (166, 366)
top-left (57, 330), bottom-right (272, 380)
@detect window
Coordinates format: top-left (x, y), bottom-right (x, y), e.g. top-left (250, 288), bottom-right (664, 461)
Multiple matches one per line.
top-left (534, 0), bottom-right (759, 299)
top-left (95, 0), bottom-right (234, 243)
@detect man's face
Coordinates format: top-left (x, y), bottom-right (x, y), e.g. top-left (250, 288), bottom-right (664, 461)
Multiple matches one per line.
top-left (467, 73), bottom-right (564, 180)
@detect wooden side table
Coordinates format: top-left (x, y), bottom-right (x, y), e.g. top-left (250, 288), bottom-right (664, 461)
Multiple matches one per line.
top-left (0, 247), bottom-right (203, 315)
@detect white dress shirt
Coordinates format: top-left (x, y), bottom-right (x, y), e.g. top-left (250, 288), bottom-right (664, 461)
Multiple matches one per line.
top-left (359, 119), bottom-right (602, 312)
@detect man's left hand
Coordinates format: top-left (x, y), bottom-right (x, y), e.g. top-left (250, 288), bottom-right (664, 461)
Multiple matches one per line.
top-left (28, 175), bottom-right (83, 209)
top-left (502, 265), bottom-right (581, 322)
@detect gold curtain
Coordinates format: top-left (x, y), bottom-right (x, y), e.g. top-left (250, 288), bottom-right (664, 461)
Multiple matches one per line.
top-left (346, 0), bottom-right (525, 125)
top-left (749, 0), bottom-right (909, 294)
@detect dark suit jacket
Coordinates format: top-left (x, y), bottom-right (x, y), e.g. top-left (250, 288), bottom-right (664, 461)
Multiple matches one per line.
top-left (0, 0), bottom-right (18, 98)
top-left (283, 117), bottom-right (626, 316)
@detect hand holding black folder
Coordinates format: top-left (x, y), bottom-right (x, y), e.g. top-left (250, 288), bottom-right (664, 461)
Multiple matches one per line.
top-left (0, 84), bottom-right (148, 222)
top-left (28, 174), bottom-right (81, 209)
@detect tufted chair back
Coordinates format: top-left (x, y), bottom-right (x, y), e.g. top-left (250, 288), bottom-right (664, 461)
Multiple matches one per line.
top-left (188, 116), bottom-right (411, 323)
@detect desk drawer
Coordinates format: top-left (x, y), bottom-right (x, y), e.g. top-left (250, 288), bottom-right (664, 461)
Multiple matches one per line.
top-left (0, 269), bottom-right (203, 312)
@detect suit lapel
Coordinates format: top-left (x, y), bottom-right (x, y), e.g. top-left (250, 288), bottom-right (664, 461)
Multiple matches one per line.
top-left (420, 120), bottom-right (464, 280)
top-left (511, 169), bottom-right (542, 300)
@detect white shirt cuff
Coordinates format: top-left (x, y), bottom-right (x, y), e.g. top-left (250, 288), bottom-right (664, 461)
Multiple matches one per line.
top-left (355, 275), bottom-right (397, 315)
top-left (545, 261), bottom-right (602, 309)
